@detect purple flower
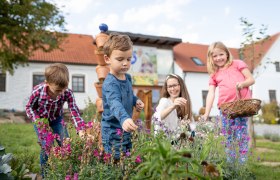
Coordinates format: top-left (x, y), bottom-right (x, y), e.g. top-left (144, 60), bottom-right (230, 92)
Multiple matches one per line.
top-left (125, 151), bottom-right (131, 157)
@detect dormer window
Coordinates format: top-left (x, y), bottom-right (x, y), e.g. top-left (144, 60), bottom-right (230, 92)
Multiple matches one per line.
top-left (191, 57), bottom-right (204, 66)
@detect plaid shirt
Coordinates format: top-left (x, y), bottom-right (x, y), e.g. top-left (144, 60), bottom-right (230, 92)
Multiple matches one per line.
top-left (26, 82), bottom-right (84, 130)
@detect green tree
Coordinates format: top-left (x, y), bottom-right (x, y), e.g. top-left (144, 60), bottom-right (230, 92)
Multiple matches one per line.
top-left (239, 17), bottom-right (270, 148)
top-left (0, 0), bottom-right (67, 74)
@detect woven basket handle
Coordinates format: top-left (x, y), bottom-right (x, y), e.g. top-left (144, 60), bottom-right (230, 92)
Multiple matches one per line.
top-left (236, 85), bottom-right (241, 100)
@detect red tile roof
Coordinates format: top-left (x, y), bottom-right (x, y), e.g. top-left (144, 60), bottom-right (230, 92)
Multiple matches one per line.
top-left (173, 43), bottom-right (208, 73)
top-left (173, 32), bottom-right (279, 73)
top-left (29, 33), bottom-right (98, 65)
top-left (173, 43), bottom-right (239, 73)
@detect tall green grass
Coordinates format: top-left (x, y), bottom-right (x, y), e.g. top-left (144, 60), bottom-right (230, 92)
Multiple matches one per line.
top-left (0, 123), bottom-right (40, 173)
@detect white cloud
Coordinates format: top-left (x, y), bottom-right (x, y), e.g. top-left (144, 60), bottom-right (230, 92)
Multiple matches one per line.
top-left (157, 24), bottom-right (176, 37)
top-left (224, 7), bottom-right (231, 16)
top-left (224, 37), bottom-right (241, 48)
top-left (53, 0), bottom-right (98, 14)
top-left (123, 0), bottom-right (191, 23)
top-left (87, 14), bottom-right (120, 35)
top-left (181, 32), bottom-right (199, 43)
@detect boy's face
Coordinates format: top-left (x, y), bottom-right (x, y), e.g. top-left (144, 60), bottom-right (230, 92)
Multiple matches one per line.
top-left (105, 49), bottom-right (132, 78)
top-left (46, 82), bottom-right (67, 98)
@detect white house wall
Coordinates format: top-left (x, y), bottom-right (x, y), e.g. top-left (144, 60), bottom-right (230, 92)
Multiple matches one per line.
top-left (252, 37), bottom-right (280, 104)
top-left (0, 63), bottom-right (98, 111)
top-left (184, 72), bottom-right (219, 116)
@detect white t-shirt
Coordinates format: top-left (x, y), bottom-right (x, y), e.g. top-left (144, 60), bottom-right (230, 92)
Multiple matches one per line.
top-left (153, 97), bottom-right (179, 132)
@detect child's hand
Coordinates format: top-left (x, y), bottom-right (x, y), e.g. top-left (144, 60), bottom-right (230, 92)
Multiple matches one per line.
top-left (236, 82), bottom-right (244, 90)
top-left (174, 97), bottom-right (187, 107)
top-left (78, 130), bottom-right (94, 140)
top-left (78, 130), bottom-right (85, 138)
top-left (199, 115), bottom-right (208, 122)
top-left (136, 99), bottom-right (144, 112)
top-left (122, 118), bottom-right (138, 132)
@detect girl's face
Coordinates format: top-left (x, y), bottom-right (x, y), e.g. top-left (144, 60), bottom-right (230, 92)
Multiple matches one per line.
top-left (166, 78), bottom-right (181, 99)
top-left (105, 49), bottom-right (132, 79)
top-left (212, 48), bottom-right (228, 68)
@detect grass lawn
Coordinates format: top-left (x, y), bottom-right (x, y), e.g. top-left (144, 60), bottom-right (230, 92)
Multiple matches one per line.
top-left (0, 123), bottom-right (40, 155)
top-left (1, 123), bottom-right (280, 179)
top-left (250, 138), bottom-right (280, 180)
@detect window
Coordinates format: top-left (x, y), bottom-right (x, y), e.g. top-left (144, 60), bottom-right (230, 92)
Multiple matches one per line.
top-left (269, 90), bottom-right (277, 103)
top-left (191, 57), bottom-right (204, 66)
top-left (72, 75), bottom-right (85, 92)
top-left (33, 74), bottom-right (45, 87)
top-left (275, 62), bottom-right (280, 72)
top-left (202, 90), bottom-right (208, 107)
top-left (0, 72), bottom-right (6, 92)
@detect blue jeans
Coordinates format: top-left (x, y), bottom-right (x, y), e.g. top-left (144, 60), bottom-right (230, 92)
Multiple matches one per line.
top-left (102, 127), bottom-right (132, 159)
top-left (34, 116), bottom-right (69, 177)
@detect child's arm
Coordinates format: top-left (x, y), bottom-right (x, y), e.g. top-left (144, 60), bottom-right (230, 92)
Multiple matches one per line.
top-left (236, 68), bottom-right (255, 90)
top-left (201, 85), bottom-right (216, 121)
top-left (25, 92), bottom-right (40, 123)
top-left (104, 81), bottom-right (137, 131)
top-left (66, 89), bottom-right (85, 130)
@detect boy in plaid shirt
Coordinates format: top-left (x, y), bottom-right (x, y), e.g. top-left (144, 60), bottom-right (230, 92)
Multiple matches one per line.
top-left (26, 63), bottom-right (86, 177)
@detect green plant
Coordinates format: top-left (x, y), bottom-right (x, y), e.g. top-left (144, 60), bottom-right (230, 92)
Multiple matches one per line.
top-left (134, 137), bottom-right (202, 180)
top-left (261, 102), bottom-right (279, 124)
top-left (82, 97), bottom-right (97, 122)
top-left (0, 149), bottom-right (13, 180)
top-left (11, 152), bottom-right (39, 179)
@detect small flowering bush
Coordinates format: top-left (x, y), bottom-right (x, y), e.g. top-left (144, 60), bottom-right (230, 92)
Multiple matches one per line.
top-left (38, 109), bottom-right (256, 180)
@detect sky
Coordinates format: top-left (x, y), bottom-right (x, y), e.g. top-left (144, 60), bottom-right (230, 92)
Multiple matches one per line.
top-left (52, 0), bottom-right (280, 48)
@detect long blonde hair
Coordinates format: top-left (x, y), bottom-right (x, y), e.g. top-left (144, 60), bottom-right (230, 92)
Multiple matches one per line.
top-left (207, 41), bottom-right (233, 74)
top-left (160, 73), bottom-right (193, 120)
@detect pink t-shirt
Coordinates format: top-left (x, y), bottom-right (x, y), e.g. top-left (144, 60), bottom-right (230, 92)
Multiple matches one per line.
top-left (209, 60), bottom-right (252, 107)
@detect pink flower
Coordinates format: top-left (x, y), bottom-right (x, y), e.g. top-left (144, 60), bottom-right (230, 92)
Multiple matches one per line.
top-left (86, 121), bottom-right (93, 128)
top-left (73, 173), bottom-right (79, 180)
top-left (61, 120), bottom-right (67, 127)
top-left (93, 149), bottom-right (100, 159)
top-left (135, 155), bottom-right (142, 163)
top-left (116, 128), bottom-right (123, 136)
top-left (65, 175), bottom-right (71, 180)
top-left (103, 153), bottom-right (111, 163)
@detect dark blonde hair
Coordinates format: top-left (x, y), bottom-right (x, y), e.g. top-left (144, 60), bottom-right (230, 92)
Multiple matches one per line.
top-left (45, 63), bottom-right (69, 88)
top-left (207, 41), bottom-right (233, 74)
top-left (161, 73), bottom-right (193, 120)
top-left (103, 33), bottom-right (133, 57)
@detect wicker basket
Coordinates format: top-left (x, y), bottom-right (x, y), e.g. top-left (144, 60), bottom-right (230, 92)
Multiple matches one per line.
top-left (220, 89), bottom-right (262, 119)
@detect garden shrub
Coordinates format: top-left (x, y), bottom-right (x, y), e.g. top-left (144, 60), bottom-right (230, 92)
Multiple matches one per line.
top-left (261, 102), bottom-right (280, 124)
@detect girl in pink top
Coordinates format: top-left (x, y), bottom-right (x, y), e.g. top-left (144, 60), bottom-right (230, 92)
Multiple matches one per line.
top-left (202, 42), bottom-right (255, 163)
